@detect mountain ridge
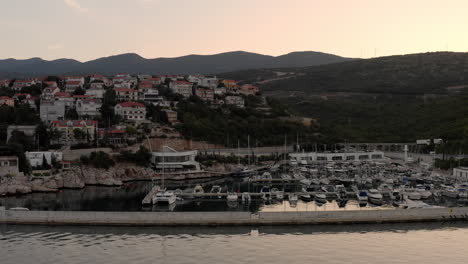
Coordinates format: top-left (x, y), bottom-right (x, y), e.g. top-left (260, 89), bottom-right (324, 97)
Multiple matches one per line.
top-left (0, 51), bottom-right (354, 77)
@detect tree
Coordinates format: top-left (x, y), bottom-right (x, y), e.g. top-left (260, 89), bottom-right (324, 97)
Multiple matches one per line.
top-left (65, 108), bottom-right (79, 119)
top-left (73, 87), bottom-right (86, 95)
top-left (73, 128), bottom-right (86, 141)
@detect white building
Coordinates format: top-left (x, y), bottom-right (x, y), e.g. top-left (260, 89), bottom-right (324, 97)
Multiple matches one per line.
top-left (169, 81), bottom-right (193, 98)
top-left (151, 146), bottom-right (201, 173)
top-left (289, 151), bottom-right (385, 164)
top-left (225, 96), bottom-right (245, 108)
top-left (76, 99), bottom-right (102, 117)
top-left (453, 167), bottom-right (468, 181)
top-left (115, 88), bottom-right (139, 101)
top-left (85, 87), bottom-right (106, 99)
top-left (188, 75), bottom-right (218, 89)
top-left (26, 151), bottom-right (63, 168)
top-left (114, 101), bottom-right (147, 121)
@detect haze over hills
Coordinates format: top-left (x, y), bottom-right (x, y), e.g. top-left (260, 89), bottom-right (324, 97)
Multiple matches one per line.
top-left (0, 51), bottom-right (353, 77)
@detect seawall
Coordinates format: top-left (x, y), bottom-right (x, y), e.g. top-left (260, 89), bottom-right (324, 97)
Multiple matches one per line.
top-left (1, 207), bottom-right (468, 226)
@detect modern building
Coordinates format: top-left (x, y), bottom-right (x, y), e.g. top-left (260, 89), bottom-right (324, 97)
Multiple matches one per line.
top-left (289, 151), bottom-right (385, 164)
top-left (26, 151), bottom-right (63, 168)
top-left (85, 87), bottom-right (106, 99)
top-left (453, 167), bottom-right (468, 181)
top-left (115, 88), bottom-right (139, 101)
top-left (114, 101), bottom-right (147, 121)
top-left (195, 87), bottom-right (214, 101)
top-left (151, 146), bottom-right (201, 173)
top-left (40, 100), bottom-right (66, 123)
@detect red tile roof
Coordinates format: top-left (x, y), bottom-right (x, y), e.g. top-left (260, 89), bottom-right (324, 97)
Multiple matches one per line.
top-left (55, 92), bottom-right (71, 97)
top-left (115, 88), bottom-right (137, 93)
top-left (66, 81), bottom-right (82, 85)
top-left (0, 96), bottom-right (12, 100)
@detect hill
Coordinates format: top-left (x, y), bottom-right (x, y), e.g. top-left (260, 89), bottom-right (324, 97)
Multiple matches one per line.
top-left (0, 51), bottom-right (353, 77)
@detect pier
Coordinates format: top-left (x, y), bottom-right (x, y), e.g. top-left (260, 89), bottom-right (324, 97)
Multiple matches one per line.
top-left (1, 207), bottom-right (468, 226)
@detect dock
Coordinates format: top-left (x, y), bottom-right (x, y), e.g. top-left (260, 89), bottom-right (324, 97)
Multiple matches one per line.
top-left (2, 207), bottom-right (468, 226)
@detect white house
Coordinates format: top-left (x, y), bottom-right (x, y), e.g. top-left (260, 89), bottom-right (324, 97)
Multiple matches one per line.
top-left (12, 80), bottom-right (36, 91)
top-left (169, 81), bottom-right (193, 98)
top-left (453, 167), bottom-right (468, 181)
top-left (114, 101), bottom-right (147, 121)
top-left (225, 96), bottom-right (245, 108)
top-left (115, 88), bottom-right (139, 101)
top-left (151, 146), bottom-right (201, 173)
top-left (85, 87), bottom-right (106, 99)
top-left (26, 151), bottom-right (63, 168)
top-left (76, 99), bottom-right (102, 118)
top-left (188, 75), bottom-right (218, 89)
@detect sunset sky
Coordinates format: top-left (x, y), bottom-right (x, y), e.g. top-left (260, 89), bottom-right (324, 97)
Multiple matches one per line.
top-left (2, 0), bottom-right (468, 61)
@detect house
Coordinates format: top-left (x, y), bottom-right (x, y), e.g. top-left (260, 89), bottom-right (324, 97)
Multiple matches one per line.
top-left (114, 101), bottom-right (146, 121)
top-left (214, 86), bottom-right (227, 95)
top-left (115, 88), bottom-right (139, 101)
top-left (43, 81), bottom-right (58, 88)
top-left (138, 74), bottom-right (152, 81)
top-left (151, 146), bottom-right (201, 173)
top-left (139, 89), bottom-right (161, 103)
top-left (50, 120), bottom-right (98, 144)
top-left (453, 167), bottom-right (468, 181)
top-left (0, 96), bottom-right (14, 107)
top-left (147, 77), bottom-right (162, 86)
top-left (113, 80), bottom-right (133, 89)
top-left (0, 79), bottom-right (10, 88)
top-left (14, 94), bottom-right (37, 110)
top-left (160, 75), bottom-right (184, 83)
top-left (169, 81), bottom-right (193, 98)
top-left (98, 128), bottom-right (126, 144)
top-left (76, 99), bottom-right (102, 118)
top-left (40, 100), bottom-right (66, 123)
top-left (42, 87), bottom-right (60, 99)
top-left (195, 87), bottom-right (214, 101)
top-left (26, 151), bottom-right (63, 168)
top-left (90, 82), bottom-right (105, 89)
top-left (6, 125), bottom-right (37, 144)
top-left (54, 92), bottom-right (75, 109)
top-left (90, 74), bottom-right (112, 86)
top-left (85, 87), bottom-right (106, 99)
top-left (188, 75), bottom-right (218, 89)
top-left (225, 96), bottom-right (245, 108)
top-left (222, 79), bottom-right (237, 91)
top-left (0, 156), bottom-right (19, 176)
top-left (240, 84), bottom-right (260, 95)
top-left (162, 109), bottom-right (178, 124)
top-left (12, 80), bottom-right (36, 91)
top-left (65, 80), bottom-right (82, 92)
top-left (138, 81), bottom-right (153, 90)
top-left (62, 76), bottom-right (85, 86)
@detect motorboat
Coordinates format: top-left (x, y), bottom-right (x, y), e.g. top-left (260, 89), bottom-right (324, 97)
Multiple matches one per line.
top-left (368, 189), bottom-right (383, 205)
top-left (152, 191), bottom-right (177, 205)
top-left (415, 185), bottom-right (432, 199)
top-left (241, 192), bottom-right (251, 203)
top-left (404, 189), bottom-right (422, 200)
top-left (260, 185), bottom-right (271, 201)
top-left (357, 191), bottom-right (368, 205)
top-left (314, 193), bottom-right (327, 203)
top-left (300, 187), bottom-right (312, 201)
top-left (457, 188), bottom-right (468, 199)
top-left (210, 185), bottom-right (222, 198)
top-left (442, 185), bottom-right (458, 198)
top-left (378, 184), bottom-right (393, 198)
top-left (271, 188), bottom-right (284, 200)
top-left (226, 192), bottom-right (238, 202)
top-left (289, 193), bottom-right (298, 207)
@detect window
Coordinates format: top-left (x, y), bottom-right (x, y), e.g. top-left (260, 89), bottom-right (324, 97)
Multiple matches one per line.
top-left (359, 155), bottom-right (369, 160)
top-left (346, 156), bottom-right (355, 160)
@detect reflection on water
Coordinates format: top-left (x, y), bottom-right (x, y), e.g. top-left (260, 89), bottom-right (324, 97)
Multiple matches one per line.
top-left (1, 222), bottom-right (468, 264)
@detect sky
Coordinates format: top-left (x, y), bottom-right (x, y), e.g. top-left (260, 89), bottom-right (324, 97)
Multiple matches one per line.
top-left (1, 0), bottom-right (468, 61)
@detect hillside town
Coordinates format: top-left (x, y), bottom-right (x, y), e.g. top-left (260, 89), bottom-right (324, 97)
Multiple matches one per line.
top-left (0, 73), bottom-right (267, 194)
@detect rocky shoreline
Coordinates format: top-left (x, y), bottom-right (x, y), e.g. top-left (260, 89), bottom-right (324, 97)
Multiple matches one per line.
top-left (0, 162), bottom-right (242, 196)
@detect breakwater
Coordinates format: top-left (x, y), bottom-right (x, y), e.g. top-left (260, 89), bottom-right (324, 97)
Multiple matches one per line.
top-left (1, 207), bottom-right (468, 226)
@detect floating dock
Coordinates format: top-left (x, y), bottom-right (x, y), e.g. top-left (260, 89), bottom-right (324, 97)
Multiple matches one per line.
top-left (1, 207), bottom-right (468, 226)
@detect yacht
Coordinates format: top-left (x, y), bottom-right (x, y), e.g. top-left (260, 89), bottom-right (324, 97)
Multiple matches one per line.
top-left (405, 189), bottom-right (422, 200)
top-left (152, 191), bottom-right (177, 205)
top-left (457, 188), bottom-right (468, 199)
top-left (442, 185), bottom-right (459, 198)
top-left (368, 189), bottom-right (383, 205)
top-left (415, 185), bottom-right (432, 199)
top-left (378, 184), bottom-right (393, 198)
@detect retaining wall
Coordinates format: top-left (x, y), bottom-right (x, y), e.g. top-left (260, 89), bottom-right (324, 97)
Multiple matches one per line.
top-left (2, 207), bottom-right (468, 226)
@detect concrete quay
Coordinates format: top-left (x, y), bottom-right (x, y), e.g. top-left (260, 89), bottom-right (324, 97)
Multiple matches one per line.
top-left (1, 207), bottom-right (468, 226)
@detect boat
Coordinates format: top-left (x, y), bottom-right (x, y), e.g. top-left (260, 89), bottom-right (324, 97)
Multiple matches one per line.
top-left (260, 186), bottom-right (271, 201)
top-left (289, 193), bottom-right (298, 207)
top-left (356, 191), bottom-right (368, 205)
top-left (442, 185), bottom-right (458, 198)
top-left (152, 191), bottom-right (177, 205)
top-left (368, 189), bottom-right (383, 205)
top-left (314, 193), bottom-right (327, 203)
top-left (210, 185), bottom-right (222, 198)
top-left (457, 188), bottom-right (468, 199)
top-left (300, 187), bottom-right (312, 201)
top-left (226, 192), bottom-right (238, 202)
top-left (405, 189), bottom-right (422, 200)
top-left (271, 188), bottom-right (284, 200)
top-left (378, 184), bottom-right (393, 198)
top-left (241, 192), bottom-right (251, 203)
top-left (415, 185), bottom-right (432, 199)
top-left (194, 184), bottom-right (204, 195)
